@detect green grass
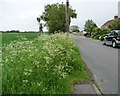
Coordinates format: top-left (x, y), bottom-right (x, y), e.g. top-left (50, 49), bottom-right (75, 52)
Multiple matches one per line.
top-left (2, 33), bottom-right (90, 94)
top-left (0, 32), bottom-right (1, 95)
top-left (0, 32), bottom-right (2, 47)
top-left (2, 32), bottom-right (40, 45)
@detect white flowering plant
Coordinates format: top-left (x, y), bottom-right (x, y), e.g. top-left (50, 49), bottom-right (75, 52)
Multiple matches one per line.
top-left (2, 33), bottom-right (90, 94)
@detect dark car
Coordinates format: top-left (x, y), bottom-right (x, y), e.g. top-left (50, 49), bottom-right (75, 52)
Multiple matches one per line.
top-left (102, 30), bottom-right (120, 48)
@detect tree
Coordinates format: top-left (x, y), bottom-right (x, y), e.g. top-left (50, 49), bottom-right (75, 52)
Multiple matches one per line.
top-left (92, 27), bottom-right (101, 37)
top-left (109, 21), bottom-right (120, 30)
top-left (37, 16), bottom-right (44, 33)
top-left (40, 3), bottom-right (77, 34)
top-left (84, 19), bottom-right (97, 36)
top-left (70, 25), bottom-right (80, 32)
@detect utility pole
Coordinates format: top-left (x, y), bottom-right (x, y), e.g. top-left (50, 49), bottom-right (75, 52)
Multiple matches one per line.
top-left (66, 0), bottom-right (69, 32)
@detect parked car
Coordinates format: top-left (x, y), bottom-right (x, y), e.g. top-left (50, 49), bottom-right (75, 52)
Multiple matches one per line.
top-left (102, 30), bottom-right (120, 48)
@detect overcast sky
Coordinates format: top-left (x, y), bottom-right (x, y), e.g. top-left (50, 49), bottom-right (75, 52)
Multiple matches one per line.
top-left (0, 0), bottom-right (119, 31)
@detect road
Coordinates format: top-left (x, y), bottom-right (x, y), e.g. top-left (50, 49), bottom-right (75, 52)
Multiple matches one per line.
top-left (72, 35), bottom-right (118, 94)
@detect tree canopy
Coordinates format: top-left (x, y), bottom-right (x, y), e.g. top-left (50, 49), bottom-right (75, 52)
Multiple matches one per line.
top-left (84, 19), bottom-right (97, 36)
top-left (70, 25), bottom-right (80, 32)
top-left (40, 3), bottom-right (77, 34)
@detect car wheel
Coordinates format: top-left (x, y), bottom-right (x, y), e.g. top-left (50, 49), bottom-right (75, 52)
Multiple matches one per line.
top-left (102, 40), bottom-right (106, 45)
top-left (112, 41), bottom-right (116, 48)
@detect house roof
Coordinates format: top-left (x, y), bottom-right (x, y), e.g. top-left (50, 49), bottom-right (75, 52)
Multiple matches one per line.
top-left (101, 17), bottom-right (120, 29)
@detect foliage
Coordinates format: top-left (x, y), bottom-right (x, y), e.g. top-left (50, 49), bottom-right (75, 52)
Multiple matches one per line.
top-left (91, 27), bottom-right (110, 40)
top-left (41, 3), bottom-right (77, 34)
top-left (84, 19), bottom-right (97, 36)
top-left (37, 17), bottom-right (44, 33)
top-left (100, 34), bottom-right (108, 41)
top-left (39, 23), bottom-right (43, 32)
top-left (92, 27), bottom-right (110, 40)
top-left (2, 33), bottom-right (90, 94)
top-left (70, 25), bottom-right (80, 32)
top-left (109, 21), bottom-right (120, 30)
top-left (92, 28), bottom-right (110, 37)
top-left (99, 28), bottom-right (110, 35)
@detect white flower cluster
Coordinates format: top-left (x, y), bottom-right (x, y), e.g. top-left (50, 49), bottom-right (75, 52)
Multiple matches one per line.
top-left (23, 69), bottom-right (32, 76)
top-left (2, 33), bottom-right (80, 93)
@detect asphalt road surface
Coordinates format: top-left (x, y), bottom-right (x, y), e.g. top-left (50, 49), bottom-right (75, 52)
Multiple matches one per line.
top-left (72, 35), bottom-right (119, 94)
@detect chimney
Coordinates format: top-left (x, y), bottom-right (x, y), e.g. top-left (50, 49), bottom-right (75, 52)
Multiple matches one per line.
top-left (114, 16), bottom-right (118, 20)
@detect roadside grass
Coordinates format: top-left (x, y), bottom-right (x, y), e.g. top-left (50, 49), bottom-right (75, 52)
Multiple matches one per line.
top-left (0, 32), bottom-right (1, 94)
top-left (0, 32), bottom-right (1, 47)
top-left (2, 33), bottom-right (90, 94)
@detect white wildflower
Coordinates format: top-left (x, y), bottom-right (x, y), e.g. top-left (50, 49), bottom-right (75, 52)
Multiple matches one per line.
top-left (23, 80), bottom-right (29, 83)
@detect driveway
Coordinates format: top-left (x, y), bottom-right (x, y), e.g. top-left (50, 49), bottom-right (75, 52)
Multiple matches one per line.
top-left (72, 35), bottom-right (118, 94)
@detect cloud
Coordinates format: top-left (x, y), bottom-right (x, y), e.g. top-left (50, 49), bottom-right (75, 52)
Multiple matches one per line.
top-left (0, 0), bottom-right (119, 31)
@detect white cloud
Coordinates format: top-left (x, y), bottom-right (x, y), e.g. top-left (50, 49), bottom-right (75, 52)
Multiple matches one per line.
top-left (0, 0), bottom-right (119, 31)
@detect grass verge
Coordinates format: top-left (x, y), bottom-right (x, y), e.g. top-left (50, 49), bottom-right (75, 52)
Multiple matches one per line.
top-left (2, 33), bottom-right (90, 94)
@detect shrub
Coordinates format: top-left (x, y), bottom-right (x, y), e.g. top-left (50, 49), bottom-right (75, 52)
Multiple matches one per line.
top-left (100, 34), bottom-right (108, 41)
top-left (92, 28), bottom-right (110, 39)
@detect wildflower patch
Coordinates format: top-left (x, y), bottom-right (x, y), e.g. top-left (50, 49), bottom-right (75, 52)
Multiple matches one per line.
top-left (2, 33), bottom-right (90, 94)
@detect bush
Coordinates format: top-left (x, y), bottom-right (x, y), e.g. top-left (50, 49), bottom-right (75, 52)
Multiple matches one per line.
top-left (100, 34), bottom-right (107, 41)
top-left (92, 28), bottom-right (110, 39)
top-left (93, 35), bottom-right (100, 39)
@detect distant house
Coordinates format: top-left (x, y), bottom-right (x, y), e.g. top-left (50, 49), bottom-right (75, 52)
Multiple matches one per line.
top-left (101, 16), bottom-right (120, 29)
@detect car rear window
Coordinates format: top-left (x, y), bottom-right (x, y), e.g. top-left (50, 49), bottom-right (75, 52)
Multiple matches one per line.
top-left (114, 30), bottom-right (120, 36)
top-left (118, 31), bottom-right (120, 36)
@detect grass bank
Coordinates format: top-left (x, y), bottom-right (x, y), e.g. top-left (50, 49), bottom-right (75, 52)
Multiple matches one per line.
top-left (2, 33), bottom-right (90, 94)
top-left (0, 32), bottom-right (2, 47)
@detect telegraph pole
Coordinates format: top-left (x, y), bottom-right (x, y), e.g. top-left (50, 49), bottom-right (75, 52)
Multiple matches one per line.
top-left (66, 0), bottom-right (69, 32)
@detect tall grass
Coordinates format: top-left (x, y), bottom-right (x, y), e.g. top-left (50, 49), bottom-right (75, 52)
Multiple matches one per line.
top-left (0, 32), bottom-right (1, 47)
top-left (2, 33), bottom-right (90, 94)
top-left (0, 32), bottom-right (1, 95)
